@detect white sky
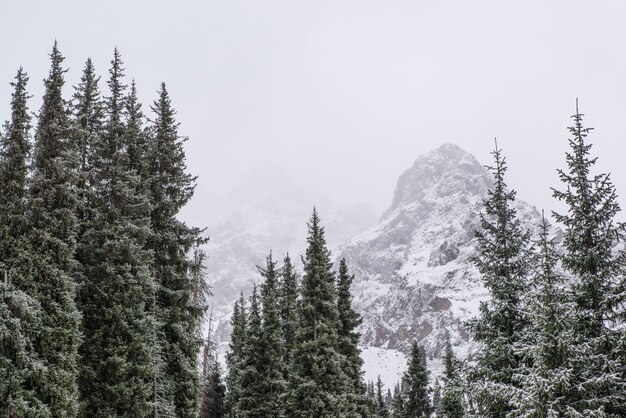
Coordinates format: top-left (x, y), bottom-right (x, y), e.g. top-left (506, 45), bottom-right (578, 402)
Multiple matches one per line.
top-left (2, 0), bottom-right (626, 225)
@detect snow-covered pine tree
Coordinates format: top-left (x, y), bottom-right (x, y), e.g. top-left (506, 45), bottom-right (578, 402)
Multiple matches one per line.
top-left (201, 315), bottom-right (226, 418)
top-left (279, 253), bottom-right (298, 375)
top-left (0, 67), bottom-right (48, 417)
top-left (397, 342), bottom-right (431, 418)
top-left (257, 252), bottom-right (287, 417)
top-left (25, 41), bottom-right (82, 417)
top-left (432, 379), bottom-right (441, 412)
top-left (225, 293), bottom-right (247, 417)
top-left (551, 101), bottom-right (626, 416)
top-left (465, 141), bottom-right (531, 417)
top-left (238, 285), bottom-right (265, 417)
top-left (0, 67), bottom-right (32, 279)
top-left (375, 375), bottom-right (390, 418)
top-left (78, 48), bottom-right (156, 417)
top-left (437, 339), bottom-right (463, 418)
top-left (285, 209), bottom-right (350, 417)
top-left (147, 82), bottom-right (204, 416)
top-left (509, 213), bottom-right (575, 417)
top-left (336, 257), bottom-right (366, 416)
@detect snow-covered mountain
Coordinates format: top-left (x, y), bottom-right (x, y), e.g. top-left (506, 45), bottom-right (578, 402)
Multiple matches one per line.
top-left (338, 143), bottom-right (542, 365)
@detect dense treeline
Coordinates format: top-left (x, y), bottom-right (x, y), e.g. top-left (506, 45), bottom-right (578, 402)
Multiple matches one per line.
top-left (0, 43), bottom-right (211, 417)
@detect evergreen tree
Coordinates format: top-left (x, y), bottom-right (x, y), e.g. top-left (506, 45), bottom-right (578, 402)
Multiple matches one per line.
top-left (78, 48), bottom-right (156, 417)
top-left (286, 209), bottom-right (350, 417)
top-left (437, 339), bottom-right (463, 418)
top-left (375, 375), bottom-right (390, 418)
top-left (465, 141), bottom-right (530, 417)
top-left (510, 214), bottom-right (575, 417)
top-left (397, 342), bottom-right (431, 418)
top-left (225, 293), bottom-right (247, 418)
top-left (279, 253), bottom-right (298, 372)
top-left (551, 101), bottom-right (625, 415)
top-left (0, 67), bottom-right (32, 277)
top-left (147, 82), bottom-right (204, 416)
top-left (0, 66), bottom-right (48, 418)
top-left (391, 382), bottom-right (405, 418)
top-left (238, 286), bottom-right (264, 417)
top-left (25, 41), bottom-right (82, 417)
top-left (201, 317), bottom-right (226, 418)
top-left (257, 253), bottom-right (287, 417)
top-left (432, 379), bottom-right (441, 411)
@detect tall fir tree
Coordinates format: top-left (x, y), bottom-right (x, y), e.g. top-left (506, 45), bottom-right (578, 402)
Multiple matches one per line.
top-left (0, 67), bottom-right (48, 417)
top-left (286, 209), bottom-right (350, 417)
top-left (397, 343), bottom-right (431, 418)
top-left (336, 257), bottom-right (366, 416)
top-left (551, 101), bottom-right (625, 415)
top-left (510, 213), bottom-right (575, 417)
top-left (78, 48), bottom-right (156, 417)
top-left (375, 376), bottom-right (390, 418)
top-left (147, 82), bottom-right (204, 416)
top-left (279, 253), bottom-right (298, 374)
top-left (437, 339), bottom-right (463, 418)
top-left (201, 316), bottom-right (226, 418)
top-left (257, 253), bottom-right (287, 417)
top-left (25, 41), bottom-right (82, 417)
top-left (238, 285), bottom-right (265, 418)
top-left (465, 141), bottom-right (531, 417)
top-left (225, 293), bottom-right (247, 417)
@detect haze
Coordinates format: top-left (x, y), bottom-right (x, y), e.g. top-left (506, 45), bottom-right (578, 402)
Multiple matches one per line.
top-left (2, 0), bottom-right (626, 228)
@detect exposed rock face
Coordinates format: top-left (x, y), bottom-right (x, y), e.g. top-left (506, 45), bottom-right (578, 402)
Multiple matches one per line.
top-left (337, 143), bottom-right (541, 358)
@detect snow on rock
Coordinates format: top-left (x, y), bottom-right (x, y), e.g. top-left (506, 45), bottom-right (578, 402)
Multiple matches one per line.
top-left (338, 143), bottom-right (543, 361)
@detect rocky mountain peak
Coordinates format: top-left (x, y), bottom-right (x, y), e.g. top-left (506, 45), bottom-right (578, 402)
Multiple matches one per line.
top-left (383, 143), bottom-right (491, 221)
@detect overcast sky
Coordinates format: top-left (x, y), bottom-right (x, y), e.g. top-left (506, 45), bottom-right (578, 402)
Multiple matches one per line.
top-left (2, 0), bottom-right (626, 226)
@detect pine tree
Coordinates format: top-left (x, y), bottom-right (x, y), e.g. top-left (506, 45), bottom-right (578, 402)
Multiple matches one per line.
top-left (375, 376), bottom-right (390, 418)
top-left (510, 213), bottom-right (575, 417)
top-left (432, 379), bottom-right (441, 412)
top-left (0, 66), bottom-right (48, 418)
top-left (551, 101), bottom-right (625, 415)
top-left (201, 316), bottom-right (226, 418)
top-left (147, 82), bottom-right (204, 416)
top-left (257, 253), bottom-right (286, 417)
top-left (225, 293), bottom-right (247, 417)
top-left (279, 253), bottom-right (298, 373)
top-left (78, 48), bottom-right (156, 417)
top-left (336, 257), bottom-right (366, 416)
top-left (0, 67), bottom-right (32, 278)
top-left (238, 286), bottom-right (264, 417)
top-left (437, 339), bottom-right (463, 418)
top-left (397, 342), bottom-right (431, 418)
top-left (286, 209), bottom-right (350, 417)
top-left (391, 382), bottom-right (404, 418)
top-left (465, 141), bottom-right (531, 417)
top-left (25, 41), bottom-right (82, 417)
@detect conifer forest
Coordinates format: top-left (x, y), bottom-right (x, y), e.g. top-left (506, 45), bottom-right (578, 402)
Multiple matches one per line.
top-left (1, 17), bottom-right (626, 418)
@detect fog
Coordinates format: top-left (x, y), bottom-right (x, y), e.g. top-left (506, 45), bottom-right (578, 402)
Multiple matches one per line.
top-left (2, 0), bottom-right (626, 228)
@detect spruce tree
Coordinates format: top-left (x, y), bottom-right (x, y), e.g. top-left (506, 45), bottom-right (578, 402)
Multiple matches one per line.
top-left (279, 253), bottom-right (298, 372)
top-left (238, 286), bottom-right (264, 417)
top-left (26, 41), bottom-right (81, 417)
top-left (465, 142), bottom-right (530, 417)
top-left (398, 342), bottom-right (431, 418)
top-left (201, 317), bottom-right (226, 418)
top-left (510, 214), bottom-right (575, 417)
top-left (78, 48), bottom-right (156, 417)
top-left (336, 257), bottom-right (366, 416)
top-left (437, 339), bottom-right (463, 418)
top-left (551, 101), bottom-right (625, 415)
top-left (147, 82), bottom-right (204, 416)
top-left (0, 66), bottom-right (47, 418)
top-left (0, 67), bottom-right (32, 278)
top-left (286, 209), bottom-right (350, 417)
top-left (375, 375), bottom-right (390, 418)
top-left (257, 253), bottom-right (286, 417)
top-left (225, 293), bottom-right (247, 417)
